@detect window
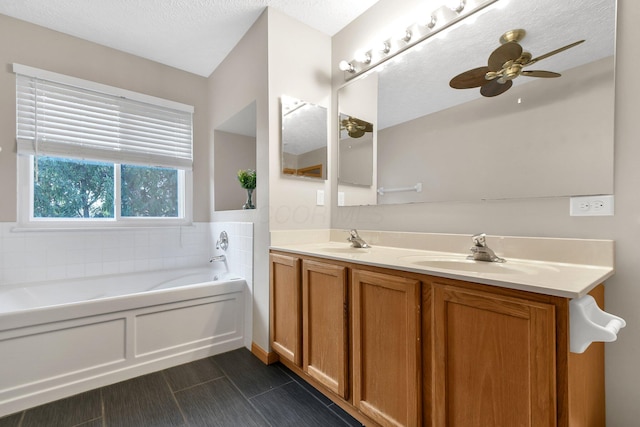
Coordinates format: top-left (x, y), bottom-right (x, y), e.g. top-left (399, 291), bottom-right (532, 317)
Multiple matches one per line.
top-left (14, 64), bottom-right (193, 227)
top-left (32, 156), bottom-right (183, 220)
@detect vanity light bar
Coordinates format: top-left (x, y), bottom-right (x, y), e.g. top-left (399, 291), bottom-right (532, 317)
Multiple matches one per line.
top-left (339, 0), bottom-right (500, 81)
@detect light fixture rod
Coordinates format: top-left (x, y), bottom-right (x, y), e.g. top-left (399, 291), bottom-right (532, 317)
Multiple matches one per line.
top-left (339, 0), bottom-right (499, 81)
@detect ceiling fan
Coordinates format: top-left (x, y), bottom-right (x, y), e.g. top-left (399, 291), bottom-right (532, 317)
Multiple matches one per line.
top-left (449, 29), bottom-right (585, 97)
top-left (340, 116), bottom-right (373, 138)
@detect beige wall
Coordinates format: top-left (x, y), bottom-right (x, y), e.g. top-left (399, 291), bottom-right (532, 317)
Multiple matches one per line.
top-left (0, 14), bottom-right (210, 221)
top-left (267, 8), bottom-right (332, 232)
top-left (213, 130), bottom-right (257, 211)
top-left (332, 1), bottom-right (639, 424)
top-left (208, 8), bottom-right (332, 351)
top-left (208, 11), bottom-right (269, 349)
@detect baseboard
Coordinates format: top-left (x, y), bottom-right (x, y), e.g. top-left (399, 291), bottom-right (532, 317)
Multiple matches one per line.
top-left (251, 342), bottom-right (280, 365)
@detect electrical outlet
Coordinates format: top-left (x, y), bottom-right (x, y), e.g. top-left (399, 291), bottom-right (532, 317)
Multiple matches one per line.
top-left (570, 195), bottom-right (614, 216)
top-left (316, 189), bottom-right (325, 206)
top-left (338, 192), bottom-right (345, 206)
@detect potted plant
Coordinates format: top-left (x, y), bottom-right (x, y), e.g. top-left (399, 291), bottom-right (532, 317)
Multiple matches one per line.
top-left (237, 169), bottom-right (256, 209)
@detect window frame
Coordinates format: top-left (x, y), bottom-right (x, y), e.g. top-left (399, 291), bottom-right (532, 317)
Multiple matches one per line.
top-left (17, 155), bottom-right (193, 229)
top-left (14, 64), bottom-right (194, 229)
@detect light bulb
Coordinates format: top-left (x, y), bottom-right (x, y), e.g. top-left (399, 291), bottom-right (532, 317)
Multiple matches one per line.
top-left (425, 14), bottom-right (437, 29)
top-left (446, 0), bottom-right (466, 13)
top-left (354, 50), bottom-right (372, 64)
top-left (338, 60), bottom-right (355, 73)
top-left (397, 29), bottom-right (412, 43)
top-left (378, 41), bottom-right (391, 54)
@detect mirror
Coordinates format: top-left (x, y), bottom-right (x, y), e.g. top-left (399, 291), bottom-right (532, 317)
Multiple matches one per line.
top-left (214, 101), bottom-right (257, 211)
top-left (281, 95), bottom-right (328, 179)
top-left (337, 0), bottom-right (615, 206)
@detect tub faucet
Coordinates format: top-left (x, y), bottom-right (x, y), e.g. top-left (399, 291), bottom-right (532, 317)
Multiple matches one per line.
top-left (209, 254), bottom-right (226, 263)
top-left (467, 233), bottom-right (505, 263)
top-left (347, 229), bottom-right (370, 248)
top-left (216, 231), bottom-right (229, 251)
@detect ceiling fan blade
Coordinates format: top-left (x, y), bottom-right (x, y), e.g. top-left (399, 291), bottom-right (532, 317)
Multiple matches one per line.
top-left (521, 70), bottom-right (561, 78)
top-left (526, 40), bottom-right (585, 66)
top-left (351, 117), bottom-right (373, 133)
top-left (480, 79), bottom-right (513, 97)
top-left (450, 66), bottom-right (491, 89)
top-left (488, 42), bottom-right (523, 71)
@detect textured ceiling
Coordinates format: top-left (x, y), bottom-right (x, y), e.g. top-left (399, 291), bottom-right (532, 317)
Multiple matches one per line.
top-left (0, 0), bottom-right (380, 77)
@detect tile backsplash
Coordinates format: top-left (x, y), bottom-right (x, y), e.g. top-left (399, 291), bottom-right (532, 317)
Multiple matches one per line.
top-left (0, 222), bottom-right (253, 286)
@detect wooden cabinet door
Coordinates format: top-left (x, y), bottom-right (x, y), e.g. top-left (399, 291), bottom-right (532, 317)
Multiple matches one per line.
top-left (302, 260), bottom-right (349, 399)
top-left (351, 269), bottom-right (422, 427)
top-left (432, 282), bottom-right (557, 427)
top-left (270, 253), bottom-right (301, 366)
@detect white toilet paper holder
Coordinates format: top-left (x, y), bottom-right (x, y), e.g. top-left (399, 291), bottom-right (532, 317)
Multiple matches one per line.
top-left (570, 294), bottom-right (626, 354)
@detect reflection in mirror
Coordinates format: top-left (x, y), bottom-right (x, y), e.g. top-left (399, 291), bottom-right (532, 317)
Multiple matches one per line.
top-left (336, 73), bottom-right (379, 206)
top-left (281, 95), bottom-right (327, 179)
top-left (214, 101), bottom-right (257, 211)
top-left (337, 0), bottom-right (615, 206)
top-left (338, 114), bottom-right (374, 186)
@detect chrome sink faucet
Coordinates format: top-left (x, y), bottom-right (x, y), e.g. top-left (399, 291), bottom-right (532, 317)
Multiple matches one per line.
top-left (347, 229), bottom-right (370, 248)
top-left (467, 233), bottom-right (505, 263)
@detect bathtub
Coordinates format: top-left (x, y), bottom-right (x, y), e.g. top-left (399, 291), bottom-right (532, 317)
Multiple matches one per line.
top-left (0, 267), bottom-right (247, 417)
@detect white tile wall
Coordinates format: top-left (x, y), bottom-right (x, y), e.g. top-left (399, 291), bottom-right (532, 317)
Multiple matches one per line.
top-left (209, 222), bottom-right (254, 289)
top-left (0, 222), bottom-right (254, 287)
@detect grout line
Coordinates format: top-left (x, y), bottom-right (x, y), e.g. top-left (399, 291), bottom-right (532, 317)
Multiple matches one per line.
top-left (246, 379), bottom-right (294, 400)
top-left (171, 375), bottom-right (227, 394)
top-left (238, 391), bottom-right (275, 427)
top-left (212, 357), bottom-right (277, 426)
top-left (327, 403), bottom-right (364, 427)
top-left (163, 355), bottom-right (273, 426)
top-left (275, 364), bottom-right (361, 426)
top-left (161, 371), bottom-right (190, 427)
top-left (70, 416), bottom-right (103, 427)
top-left (276, 364), bottom-right (332, 407)
top-left (100, 389), bottom-right (106, 427)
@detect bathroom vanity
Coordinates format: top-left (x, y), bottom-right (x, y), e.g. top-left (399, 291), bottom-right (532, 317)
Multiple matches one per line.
top-left (269, 231), bottom-right (615, 427)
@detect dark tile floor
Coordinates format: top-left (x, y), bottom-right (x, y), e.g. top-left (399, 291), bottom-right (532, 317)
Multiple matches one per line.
top-left (0, 348), bottom-right (363, 427)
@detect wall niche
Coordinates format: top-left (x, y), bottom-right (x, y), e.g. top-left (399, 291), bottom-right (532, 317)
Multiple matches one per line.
top-left (214, 101), bottom-right (257, 211)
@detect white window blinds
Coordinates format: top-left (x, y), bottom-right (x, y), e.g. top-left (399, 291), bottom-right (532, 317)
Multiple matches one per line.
top-left (15, 64), bottom-right (193, 169)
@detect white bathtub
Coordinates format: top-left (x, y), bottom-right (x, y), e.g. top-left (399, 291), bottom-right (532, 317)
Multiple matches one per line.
top-left (0, 267), bottom-right (247, 417)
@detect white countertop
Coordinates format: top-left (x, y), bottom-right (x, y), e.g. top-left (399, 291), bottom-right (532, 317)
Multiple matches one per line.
top-left (270, 232), bottom-right (615, 299)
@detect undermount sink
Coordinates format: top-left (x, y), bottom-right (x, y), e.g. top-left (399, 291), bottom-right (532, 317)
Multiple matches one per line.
top-left (399, 256), bottom-right (558, 275)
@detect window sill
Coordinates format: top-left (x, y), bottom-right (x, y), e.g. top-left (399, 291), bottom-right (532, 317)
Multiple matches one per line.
top-left (11, 221), bottom-right (194, 233)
